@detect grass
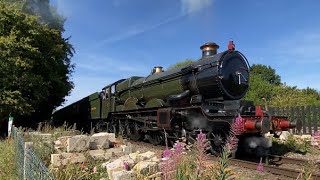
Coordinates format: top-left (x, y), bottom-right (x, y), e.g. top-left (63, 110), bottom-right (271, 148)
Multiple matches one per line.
top-left (0, 138), bottom-right (18, 180)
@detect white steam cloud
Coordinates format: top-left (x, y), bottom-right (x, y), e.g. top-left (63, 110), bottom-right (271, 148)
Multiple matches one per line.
top-left (180, 0), bottom-right (214, 14)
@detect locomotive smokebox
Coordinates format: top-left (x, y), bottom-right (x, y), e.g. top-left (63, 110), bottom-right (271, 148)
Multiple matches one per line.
top-left (200, 42), bottom-right (219, 58)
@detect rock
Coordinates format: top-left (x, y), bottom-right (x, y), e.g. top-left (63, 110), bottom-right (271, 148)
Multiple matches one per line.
top-left (51, 153), bottom-right (86, 167)
top-left (105, 147), bottom-right (124, 158)
top-left (54, 140), bottom-right (62, 146)
top-left (53, 130), bottom-right (81, 137)
top-left (133, 161), bottom-right (159, 176)
top-left (121, 145), bottom-right (131, 154)
top-left (91, 132), bottom-right (116, 142)
top-left (89, 150), bottom-right (106, 159)
top-left (301, 135), bottom-right (312, 140)
top-left (279, 131), bottom-right (290, 140)
top-left (137, 151), bottom-right (155, 161)
top-left (89, 133), bottom-right (112, 150)
top-left (67, 135), bottom-right (90, 152)
top-left (38, 133), bottom-right (52, 140)
top-left (58, 136), bottom-right (72, 147)
top-left (129, 152), bottom-right (140, 162)
top-left (148, 172), bottom-right (162, 180)
top-left (102, 155), bottom-right (136, 180)
top-left (112, 170), bottom-right (136, 180)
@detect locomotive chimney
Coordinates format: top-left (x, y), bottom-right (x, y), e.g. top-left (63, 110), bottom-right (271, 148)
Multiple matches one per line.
top-left (152, 66), bottom-right (163, 74)
top-left (200, 42), bottom-right (219, 58)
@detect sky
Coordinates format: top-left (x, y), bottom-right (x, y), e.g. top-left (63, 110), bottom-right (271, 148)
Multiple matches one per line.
top-left (50, 0), bottom-right (320, 108)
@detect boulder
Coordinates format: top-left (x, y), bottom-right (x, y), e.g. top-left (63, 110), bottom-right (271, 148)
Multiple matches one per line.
top-left (133, 161), bottom-right (159, 176)
top-left (137, 151), bottom-right (155, 161)
top-left (102, 155), bottom-right (136, 180)
top-left (51, 153), bottom-right (86, 167)
top-left (279, 131), bottom-right (291, 140)
top-left (89, 150), bottom-right (106, 160)
top-left (112, 170), bottom-right (136, 180)
top-left (67, 135), bottom-right (90, 152)
top-left (105, 147), bottom-right (125, 158)
top-left (89, 133), bottom-right (112, 150)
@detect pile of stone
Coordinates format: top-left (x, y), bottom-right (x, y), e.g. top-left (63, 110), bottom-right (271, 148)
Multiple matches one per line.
top-left (51, 132), bottom-right (130, 167)
top-left (101, 151), bottom-right (161, 180)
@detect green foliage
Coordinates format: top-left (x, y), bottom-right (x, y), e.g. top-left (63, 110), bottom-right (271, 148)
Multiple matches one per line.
top-left (244, 63), bottom-right (320, 107)
top-left (0, 1), bottom-right (74, 120)
top-left (0, 139), bottom-right (18, 180)
top-left (167, 59), bottom-right (194, 70)
top-left (212, 147), bottom-right (233, 180)
top-left (272, 135), bottom-right (311, 155)
top-left (270, 85), bottom-right (320, 107)
top-left (244, 74), bottom-right (273, 106)
top-left (250, 64), bottom-right (281, 85)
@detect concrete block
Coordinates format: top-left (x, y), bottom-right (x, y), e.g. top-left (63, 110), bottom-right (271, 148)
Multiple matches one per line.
top-left (51, 153), bottom-right (86, 167)
top-left (103, 157), bottom-right (136, 180)
top-left (279, 131), bottom-right (290, 140)
top-left (67, 135), bottom-right (90, 152)
top-left (121, 145), bottom-right (131, 154)
top-left (38, 133), bottom-right (52, 140)
top-left (133, 161), bottom-right (159, 176)
top-left (112, 170), bottom-right (136, 180)
top-left (92, 132), bottom-right (116, 142)
top-left (137, 151), bottom-right (155, 161)
top-left (89, 133), bottom-right (111, 150)
top-left (89, 150), bottom-right (106, 159)
top-left (301, 135), bottom-right (312, 140)
top-left (105, 147), bottom-right (124, 158)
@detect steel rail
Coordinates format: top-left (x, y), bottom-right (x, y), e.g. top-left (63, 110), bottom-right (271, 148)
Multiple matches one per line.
top-left (230, 158), bottom-right (320, 180)
top-left (269, 155), bottom-right (320, 166)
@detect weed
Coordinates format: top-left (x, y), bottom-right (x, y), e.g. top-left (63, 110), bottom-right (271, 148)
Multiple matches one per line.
top-left (0, 139), bottom-right (18, 180)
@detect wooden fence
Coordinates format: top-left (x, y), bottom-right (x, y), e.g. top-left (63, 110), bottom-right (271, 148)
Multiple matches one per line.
top-left (269, 106), bottom-right (320, 135)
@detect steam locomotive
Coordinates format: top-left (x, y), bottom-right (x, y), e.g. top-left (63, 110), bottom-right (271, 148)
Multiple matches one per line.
top-left (52, 41), bottom-right (297, 156)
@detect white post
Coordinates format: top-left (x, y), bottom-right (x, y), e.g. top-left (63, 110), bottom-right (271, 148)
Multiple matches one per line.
top-left (8, 115), bottom-right (13, 137)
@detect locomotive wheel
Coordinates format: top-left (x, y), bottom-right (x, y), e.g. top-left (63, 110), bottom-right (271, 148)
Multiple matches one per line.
top-left (107, 122), bottom-right (117, 136)
top-left (147, 131), bottom-right (164, 146)
top-left (126, 121), bottom-right (142, 141)
top-left (118, 121), bottom-right (127, 137)
top-left (208, 129), bottom-right (228, 156)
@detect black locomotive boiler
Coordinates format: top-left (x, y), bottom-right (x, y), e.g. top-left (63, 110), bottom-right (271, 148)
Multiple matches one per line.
top-left (52, 41), bottom-right (297, 156)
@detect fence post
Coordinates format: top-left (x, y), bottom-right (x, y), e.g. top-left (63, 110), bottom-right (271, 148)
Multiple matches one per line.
top-left (23, 142), bottom-right (33, 180)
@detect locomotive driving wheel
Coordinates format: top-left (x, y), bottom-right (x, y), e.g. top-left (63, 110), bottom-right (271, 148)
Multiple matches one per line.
top-left (107, 121), bottom-right (118, 136)
top-left (126, 121), bottom-right (142, 141)
top-left (147, 130), bottom-right (164, 146)
top-left (208, 129), bottom-right (228, 156)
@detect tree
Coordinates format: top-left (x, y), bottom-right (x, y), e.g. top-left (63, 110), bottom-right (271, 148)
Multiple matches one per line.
top-left (250, 64), bottom-right (281, 85)
top-left (167, 59), bottom-right (194, 70)
top-left (243, 74), bottom-right (274, 106)
top-left (0, 1), bottom-right (74, 124)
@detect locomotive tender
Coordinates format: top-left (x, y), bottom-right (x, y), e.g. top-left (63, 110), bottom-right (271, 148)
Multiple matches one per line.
top-left (52, 41), bottom-right (297, 155)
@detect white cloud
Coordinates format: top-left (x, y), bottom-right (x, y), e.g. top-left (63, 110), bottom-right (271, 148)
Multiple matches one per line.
top-left (96, 0), bottom-right (214, 46)
top-left (180, 0), bottom-right (214, 14)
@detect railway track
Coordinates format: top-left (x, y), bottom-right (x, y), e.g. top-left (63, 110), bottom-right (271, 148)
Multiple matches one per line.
top-left (123, 138), bottom-right (320, 179)
top-left (230, 158), bottom-right (320, 180)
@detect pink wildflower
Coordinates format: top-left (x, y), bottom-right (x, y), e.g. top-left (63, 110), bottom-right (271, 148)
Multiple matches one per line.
top-left (123, 161), bottom-right (130, 171)
top-left (163, 148), bottom-right (172, 158)
top-left (257, 158), bottom-right (264, 172)
top-left (93, 166), bottom-right (97, 173)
